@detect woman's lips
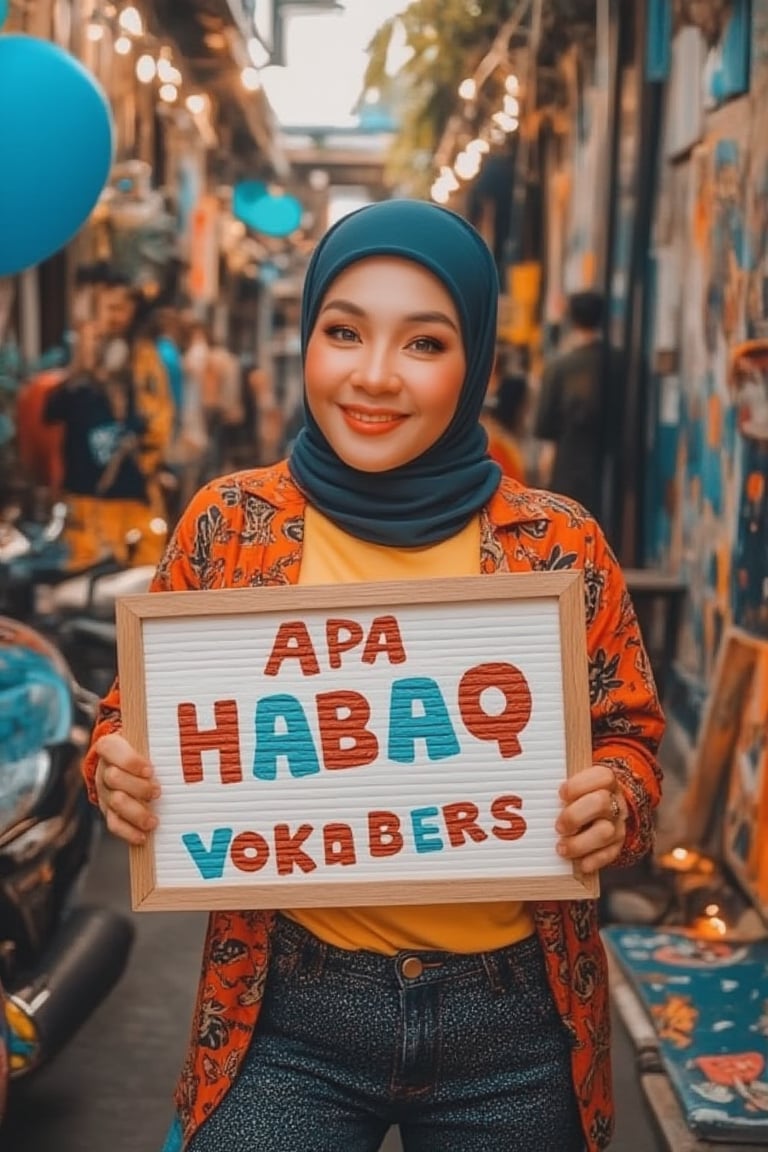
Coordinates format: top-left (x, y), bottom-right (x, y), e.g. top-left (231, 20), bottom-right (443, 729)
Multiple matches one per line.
top-left (340, 407), bottom-right (408, 435)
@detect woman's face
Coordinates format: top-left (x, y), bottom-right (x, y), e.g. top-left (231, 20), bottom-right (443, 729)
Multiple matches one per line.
top-left (304, 256), bottom-right (466, 472)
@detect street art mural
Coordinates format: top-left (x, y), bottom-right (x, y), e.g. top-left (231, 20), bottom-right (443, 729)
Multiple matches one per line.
top-left (645, 3), bottom-right (768, 723)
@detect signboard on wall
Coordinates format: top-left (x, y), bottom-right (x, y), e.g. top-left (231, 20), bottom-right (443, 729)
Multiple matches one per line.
top-left (116, 574), bottom-right (596, 911)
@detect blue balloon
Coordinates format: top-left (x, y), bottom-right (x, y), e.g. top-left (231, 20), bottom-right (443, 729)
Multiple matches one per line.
top-left (248, 193), bottom-right (304, 238)
top-left (0, 37), bottom-right (114, 277)
top-left (0, 0), bottom-right (8, 29)
top-left (233, 180), bottom-right (268, 226)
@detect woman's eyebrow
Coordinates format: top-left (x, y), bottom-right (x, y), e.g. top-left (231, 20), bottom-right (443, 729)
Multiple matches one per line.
top-left (406, 310), bottom-right (459, 332)
top-left (318, 298), bottom-right (365, 317)
top-left (319, 299), bottom-right (459, 332)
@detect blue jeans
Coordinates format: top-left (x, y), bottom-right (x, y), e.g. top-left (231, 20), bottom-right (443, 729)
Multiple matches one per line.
top-left (186, 914), bottom-right (584, 1151)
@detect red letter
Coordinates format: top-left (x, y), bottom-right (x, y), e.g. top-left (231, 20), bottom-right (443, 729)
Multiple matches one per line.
top-left (323, 823), bottom-right (357, 866)
top-left (368, 810), bottom-right (403, 857)
top-left (316, 690), bottom-right (379, 770)
top-left (230, 831), bottom-right (270, 872)
top-left (442, 801), bottom-right (488, 847)
top-left (264, 621), bottom-right (320, 678)
top-left (361, 615), bottom-right (407, 666)
top-left (491, 794), bottom-right (528, 842)
top-left (274, 823), bottom-right (317, 875)
top-left (458, 662), bottom-right (532, 758)
top-left (177, 700), bottom-right (242, 784)
top-left (326, 619), bottom-right (364, 669)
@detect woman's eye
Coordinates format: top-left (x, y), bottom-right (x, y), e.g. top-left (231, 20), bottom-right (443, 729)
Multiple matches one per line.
top-left (409, 336), bottom-right (445, 354)
top-left (326, 325), bottom-right (359, 343)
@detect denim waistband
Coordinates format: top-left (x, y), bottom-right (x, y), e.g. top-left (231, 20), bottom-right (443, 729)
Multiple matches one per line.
top-left (273, 914), bottom-right (543, 991)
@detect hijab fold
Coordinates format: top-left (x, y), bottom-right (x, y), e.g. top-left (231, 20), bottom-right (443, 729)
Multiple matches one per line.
top-left (289, 199), bottom-right (502, 547)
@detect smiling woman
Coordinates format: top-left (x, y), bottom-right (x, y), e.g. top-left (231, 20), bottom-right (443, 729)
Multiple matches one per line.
top-left (86, 198), bottom-right (664, 1152)
top-left (303, 257), bottom-right (467, 472)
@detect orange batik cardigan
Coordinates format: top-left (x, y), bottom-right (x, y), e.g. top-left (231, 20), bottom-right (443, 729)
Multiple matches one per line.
top-left (83, 462), bottom-right (664, 1151)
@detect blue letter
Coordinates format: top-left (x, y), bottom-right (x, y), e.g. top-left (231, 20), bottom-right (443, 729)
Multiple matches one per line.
top-left (182, 827), bottom-right (232, 880)
top-left (253, 694), bottom-right (321, 780)
top-left (411, 807), bottom-right (444, 854)
top-left (388, 678), bottom-right (460, 763)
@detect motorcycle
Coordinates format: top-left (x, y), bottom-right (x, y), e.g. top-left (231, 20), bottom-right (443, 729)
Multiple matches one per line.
top-left (0, 508), bottom-right (134, 1124)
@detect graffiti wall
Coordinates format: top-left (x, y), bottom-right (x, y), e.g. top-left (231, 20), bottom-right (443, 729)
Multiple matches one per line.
top-left (646, 0), bottom-right (768, 730)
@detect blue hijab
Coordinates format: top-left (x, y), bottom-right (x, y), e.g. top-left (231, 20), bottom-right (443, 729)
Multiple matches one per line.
top-left (288, 199), bottom-right (502, 546)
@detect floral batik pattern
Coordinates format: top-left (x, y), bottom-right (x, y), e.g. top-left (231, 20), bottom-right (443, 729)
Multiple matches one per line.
top-left (83, 464), bottom-right (665, 1151)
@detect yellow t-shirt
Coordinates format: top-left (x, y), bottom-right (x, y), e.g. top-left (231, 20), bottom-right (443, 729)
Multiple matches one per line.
top-left (285, 504), bottom-right (534, 954)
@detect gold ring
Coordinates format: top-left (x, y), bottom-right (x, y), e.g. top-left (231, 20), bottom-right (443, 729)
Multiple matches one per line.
top-left (609, 793), bottom-right (621, 822)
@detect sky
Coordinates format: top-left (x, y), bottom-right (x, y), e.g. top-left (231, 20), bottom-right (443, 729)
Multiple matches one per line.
top-left (260, 0), bottom-right (408, 129)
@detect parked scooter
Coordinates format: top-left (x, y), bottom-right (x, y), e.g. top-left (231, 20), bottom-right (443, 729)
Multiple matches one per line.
top-left (0, 506), bottom-right (134, 1124)
top-left (0, 615), bottom-right (134, 1122)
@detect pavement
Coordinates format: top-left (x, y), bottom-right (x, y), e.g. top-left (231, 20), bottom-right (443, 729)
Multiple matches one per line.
top-left (3, 829), bottom-right (665, 1151)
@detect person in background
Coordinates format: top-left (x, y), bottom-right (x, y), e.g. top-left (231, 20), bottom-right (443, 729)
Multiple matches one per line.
top-left (152, 308), bottom-right (185, 434)
top-left (204, 340), bottom-right (244, 476)
top-left (41, 320), bottom-right (163, 567)
top-left (534, 290), bottom-right (624, 526)
top-left (98, 281), bottom-right (174, 539)
top-left (86, 201), bottom-right (663, 1152)
top-left (481, 369), bottom-right (530, 482)
top-left (16, 366), bottom-right (67, 496)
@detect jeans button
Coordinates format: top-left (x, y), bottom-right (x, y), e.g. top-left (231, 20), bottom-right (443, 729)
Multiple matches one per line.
top-left (401, 956), bottom-right (424, 979)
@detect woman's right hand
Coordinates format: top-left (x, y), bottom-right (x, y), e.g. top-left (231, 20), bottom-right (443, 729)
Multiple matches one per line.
top-left (93, 732), bottom-right (161, 846)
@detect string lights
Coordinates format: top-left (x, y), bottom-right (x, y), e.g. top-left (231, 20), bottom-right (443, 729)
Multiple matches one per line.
top-left (430, 73), bottom-right (520, 205)
top-left (75, 2), bottom-right (254, 136)
top-left (430, 0), bottom-right (532, 205)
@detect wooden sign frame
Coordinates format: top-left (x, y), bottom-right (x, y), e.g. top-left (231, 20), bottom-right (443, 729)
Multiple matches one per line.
top-left (720, 636), bottom-right (768, 919)
top-left (116, 572), bottom-right (597, 911)
top-left (679, 627), bottom-right (763, 847)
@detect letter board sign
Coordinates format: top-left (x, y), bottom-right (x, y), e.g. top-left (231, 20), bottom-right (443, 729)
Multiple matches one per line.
top-left (116, 573), bottom-right (597, 910)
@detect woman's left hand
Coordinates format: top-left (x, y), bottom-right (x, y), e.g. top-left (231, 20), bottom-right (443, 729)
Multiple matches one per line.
top-left (555, 764), bottom-right (627, 874)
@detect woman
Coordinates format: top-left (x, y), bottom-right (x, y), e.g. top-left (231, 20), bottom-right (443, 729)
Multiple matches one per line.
top-left (86, 200), bottom-right (664, 1151)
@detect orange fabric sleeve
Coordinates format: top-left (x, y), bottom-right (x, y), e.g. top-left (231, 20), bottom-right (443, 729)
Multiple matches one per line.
top-left (81, 485), bottom-right (208, 804)
top-left (586, 526), bottom-right (665, 865)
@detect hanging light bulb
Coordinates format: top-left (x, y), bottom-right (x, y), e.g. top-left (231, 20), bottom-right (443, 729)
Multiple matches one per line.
top-left (241, 66), bottom-right (261, 92)
top-left (186, 94), bottom-right (207, 116)
top-left (157, 56), bottom-right (176, 84)
top-left (136, 54), bottom-right (156, 83)
top-left (159, 83), bottom-right (178, 103)
top-left (118, 6), bottom-right (143, 36)
top-left (458, 78), bottom-right (476, 100)
top-left (492, 111), bottom-right (519, 133)
top-left (503, 95), bottom-right (520, 117)
top-left (115, 35), bottom-right (132, 55)
top-left (86, 21), bottom-right (105, 42)
top-left (454, 151), bottom-right (481, 180)
top-left (466, 138), bottom-right (490, 156)
top-left (438, 166), bottom-right (460, 193)
top-left (505, 74), bottom-right (519, 94)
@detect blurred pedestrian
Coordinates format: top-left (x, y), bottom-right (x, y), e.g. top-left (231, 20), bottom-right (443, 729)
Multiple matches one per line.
top-left (98, 280), bottom-right (174, 537)
top-left (481, 369), bottom-right (529, 482)
top-left (86, 201), bottom-right (663, 1152)
top-left (534, 290), bottom-right (624, 524)
top-left (42, 320), bottom-right (164, 567)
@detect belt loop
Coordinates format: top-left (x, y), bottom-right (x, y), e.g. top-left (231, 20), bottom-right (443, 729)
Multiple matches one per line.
top-left (481, 951), bottom-right (505, 995)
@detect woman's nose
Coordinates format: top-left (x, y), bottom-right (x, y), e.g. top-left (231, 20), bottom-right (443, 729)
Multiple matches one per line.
top-left (351, 345), bottom-right (401, 392)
